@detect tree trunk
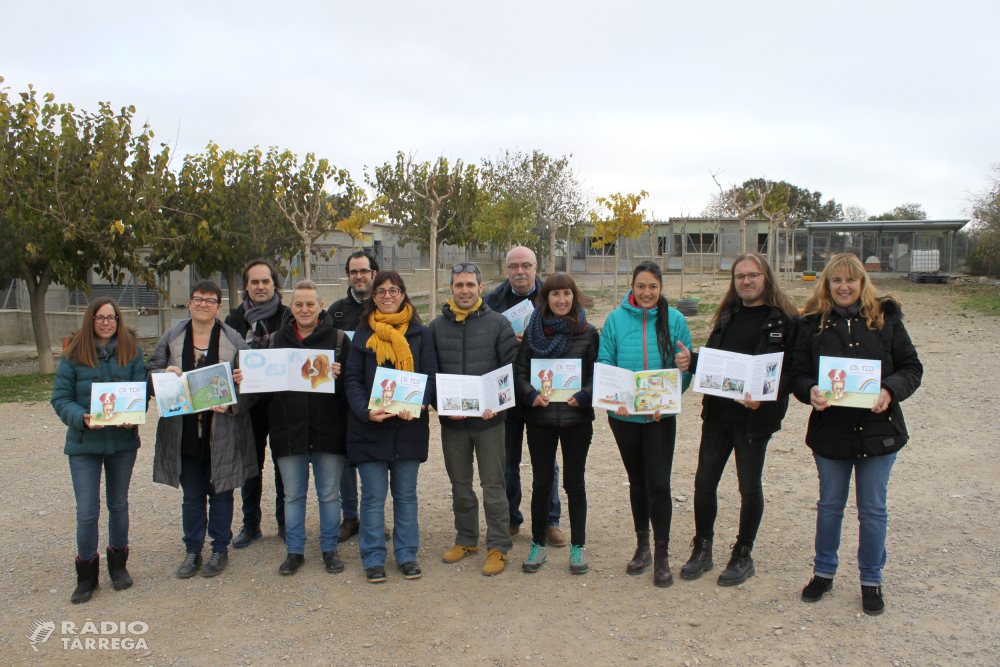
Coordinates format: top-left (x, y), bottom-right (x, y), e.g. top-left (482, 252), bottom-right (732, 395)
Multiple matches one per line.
top-left (564, 224), bottom-right (572, 277)
top-left (680, 229), bottom-right (686, 300)
top-left (739, 216), bottom-right (747, 255)
top-left (599, 243), bottom-right (605, 292)
top-left (226, 268), bottom-right (240, 310)
top-left (159, 271), bottom-right (170, 336)
top-left (613, 238), bottom-right (619, 304)
top-left (302, 240), bottom-right (312, 282)
top-left (549, 220), bottom-right (557, 274)
top-left (429, 216), bottom-right (439, 317)
top-left (24, 270), bottom-right (55, 374)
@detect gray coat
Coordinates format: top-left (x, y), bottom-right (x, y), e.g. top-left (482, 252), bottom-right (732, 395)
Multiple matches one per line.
top-left (428, 301), bottom-right (519, 432)
top-left (146, 319), bottom-right (258, 493)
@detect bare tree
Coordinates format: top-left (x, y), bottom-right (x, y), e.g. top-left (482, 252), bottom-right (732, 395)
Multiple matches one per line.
top-left (710, 171), bottom-right (771, 254)
top-left (844, 204), bottom-right (869, 221)
top-left (405, 155), bottom-right (457, 317)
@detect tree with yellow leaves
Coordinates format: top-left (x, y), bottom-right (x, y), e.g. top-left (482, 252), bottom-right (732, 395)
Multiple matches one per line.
top-left (591, 191), bottom-right (649, 305)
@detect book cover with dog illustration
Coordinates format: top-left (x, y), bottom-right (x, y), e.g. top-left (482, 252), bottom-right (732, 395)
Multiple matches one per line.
top-left (89, 382), bottom-right (147, 426)
top-left (239, 349), bottom-right (337, 393)
top-left (817, 356), bottom-right (881, 409)
top-left (369, 367), bottom-right (428, 417)
top-left (151, 362), bottom-right (237, 417)
top-left (500, 300), bottom-right (533, 335)
top-left (530, 359), bottom-right (582, 403)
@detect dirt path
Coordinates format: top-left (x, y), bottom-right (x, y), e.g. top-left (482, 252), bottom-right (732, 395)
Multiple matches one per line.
top-left (0, 276), bottom-right (997, 667)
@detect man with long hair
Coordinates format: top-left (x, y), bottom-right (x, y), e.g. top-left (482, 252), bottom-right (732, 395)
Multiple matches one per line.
top-left (675, 252), bottom-right (799, 586)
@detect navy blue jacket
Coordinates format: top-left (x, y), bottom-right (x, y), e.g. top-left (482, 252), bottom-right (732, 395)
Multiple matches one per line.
top-left (483, 276), bottom-right (543, 314)
top-left (344, 321), bottom-right (438, 464)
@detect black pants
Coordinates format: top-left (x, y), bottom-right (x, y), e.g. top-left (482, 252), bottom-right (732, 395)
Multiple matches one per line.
top-left (240, 405), bottom-right (285, 531)
top-left (525, 422), bottom-right (592, 547)
top-left (608, 416), bottom-right (677, 544)
top-left (693, 420), bottom-right (770, 549)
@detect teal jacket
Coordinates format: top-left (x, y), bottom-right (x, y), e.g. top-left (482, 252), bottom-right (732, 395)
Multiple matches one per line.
top-left (51, 346), bottom-right (147, 456)
top-left (596, 293), bottom-right (693, 423)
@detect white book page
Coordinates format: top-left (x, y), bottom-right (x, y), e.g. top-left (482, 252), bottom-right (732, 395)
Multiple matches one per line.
top-left (693, 347), bottom-right (753, 399)
top-left (748, 352), bottom-right (784, 401)
top-left (436, 373), bottom-right (486, 416)
top-left (593, 362), bottom-right (639, 413)
top-left (239, 349), bottom-right (290, 393)
top-left (481, 364), bottom-right (516, 414)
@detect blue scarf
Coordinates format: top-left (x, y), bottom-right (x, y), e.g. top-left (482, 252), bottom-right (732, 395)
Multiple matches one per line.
top-left (526, 306), bottom-right (588, 359)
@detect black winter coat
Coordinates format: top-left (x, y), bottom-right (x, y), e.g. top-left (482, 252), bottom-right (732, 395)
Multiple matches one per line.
top-left (514, 324), bottom-right (599, 427)
top-left (429, 301), bottom-right (519, 431)
top-left (483, 277), bottom-right (543, 314)
top-left (789, 299), bottom-right (922, 459)
top-left (344, 321), bottom-right (438, 464)
top-left (267, 311), bottom-right (351, 458)
top-left (692, 306), bottom-right (799, 440)
top-left (329, 287), bottom-right (366, 332)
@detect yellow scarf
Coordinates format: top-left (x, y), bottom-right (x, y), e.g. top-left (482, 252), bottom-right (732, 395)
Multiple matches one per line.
top-left (366, 304), bottom-right (415, 372)
top-left (446, 297), bottom-right (483, 323)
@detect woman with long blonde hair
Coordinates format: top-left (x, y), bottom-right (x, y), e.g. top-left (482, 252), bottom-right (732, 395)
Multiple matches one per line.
top-left (789, 253), bottom-right (922, 616)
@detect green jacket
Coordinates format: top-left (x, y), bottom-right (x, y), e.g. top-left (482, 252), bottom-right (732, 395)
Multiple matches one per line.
top-left (51, 347), bottom-right (147, 456)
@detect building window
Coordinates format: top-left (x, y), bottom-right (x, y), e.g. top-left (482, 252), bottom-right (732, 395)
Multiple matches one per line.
top-left (686, 233), bottom-right (718, 253)
top-left (657, 236), bottom-right (670, 255)
top-left (586, 237), bottom-right (615, 256)
top-left (758, 233), bottom-right (769, 252)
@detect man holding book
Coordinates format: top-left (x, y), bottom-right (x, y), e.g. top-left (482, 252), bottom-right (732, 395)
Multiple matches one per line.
top-left (431, 263), bottom-right (519, 575)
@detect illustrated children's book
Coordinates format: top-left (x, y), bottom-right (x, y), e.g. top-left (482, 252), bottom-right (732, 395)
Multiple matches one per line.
top-left (437, 364), bottom-right (516, 417)
top-left (238, 349), bottom-right (337, 394)
top-left (89, 382), bottom-right (147, 426)
top-left (500, 300), bottom-right (534, 335)
top-left (593, 363), bottom-right (682, 415)
top-left (693, 348), bottom-right (784, 402)
top-left (529, 359), bottom-right (582, 403)
top-left (369, 367), bottom-right (428, 417)
top-left (816, 356), bottom-right (882, 409)
top-left (150, 362), bottom-right (238, 417)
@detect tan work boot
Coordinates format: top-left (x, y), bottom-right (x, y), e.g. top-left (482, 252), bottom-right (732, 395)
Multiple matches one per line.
top-left (546, 526), bottom-right (568, 547)
top-left (482, 548), bottom-right (507, 576)
top-left (442, 545), bottom-right (478, 563)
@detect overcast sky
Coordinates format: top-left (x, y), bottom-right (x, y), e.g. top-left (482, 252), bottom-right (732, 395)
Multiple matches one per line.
top-left (3, 1), bottom-right (997, 220)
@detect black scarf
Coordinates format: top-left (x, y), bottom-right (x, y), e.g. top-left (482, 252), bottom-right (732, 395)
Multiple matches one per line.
top-left (242, 295), bottom-right (281, 347)
top-left (181, 320), bottom-right (222, 461)
top-left (526, 306), bottom-right (588, 359)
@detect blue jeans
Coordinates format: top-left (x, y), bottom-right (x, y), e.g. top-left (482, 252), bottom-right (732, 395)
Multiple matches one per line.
top-left (356, 460), bottom-right (420, 569)
top-left (813, 452), bottom-right (897, 585)
top-left (68, 449), bottom-right (137, 560)
top-left (277, 453), bottom-right (345, 554)
top-left (340, 464), bottom-right (359, 521)
top-left (504, 410), bottom-right (561, 528)
top-left (179, 457), bottom-right (235, 554)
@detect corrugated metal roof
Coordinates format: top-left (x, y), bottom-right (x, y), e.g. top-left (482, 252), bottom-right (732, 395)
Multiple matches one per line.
top-left (803, 220), bottom-right (970, 232)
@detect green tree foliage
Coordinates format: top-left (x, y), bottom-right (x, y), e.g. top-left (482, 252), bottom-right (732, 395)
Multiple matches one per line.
top-left (963, 165), bottom-right (1000, 276)
top-left (869, 203), bottom-right (927, 221)
top-left (0, 78), bottom-right (170, 372)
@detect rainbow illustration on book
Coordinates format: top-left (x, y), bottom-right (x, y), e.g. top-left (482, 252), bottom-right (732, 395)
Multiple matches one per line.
top-left (90, 382), bottom-right (147, 426)
top-left (369, 367), bottom-right (428, 417)
top-left (817, 356), bottom-right (882, 409)
top-left (530, 358), bottom-right (581, 403)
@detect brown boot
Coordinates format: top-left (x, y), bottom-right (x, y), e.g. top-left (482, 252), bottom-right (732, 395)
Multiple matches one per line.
top-left (626, 530), bottom-right (652, 575)
top-left (653, 540), bottom-right (673, 588)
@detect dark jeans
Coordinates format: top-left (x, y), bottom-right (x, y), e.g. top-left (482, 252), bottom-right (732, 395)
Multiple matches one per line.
top-left (68, 449), bottom-right (137, 560)
top-left (693, 420), bottom-right (771, 549)
top-left (240, 406), bottom-right (285, 531)
top-left (504, 410), bottom-right (561, 528)
top-left (608, 416), bottom-right (677, 544)
top-left (180, 457), bottom-right (234, 554)
top-left (340, 464), bottom-right (359, 521)
top-left (525, 422), bottom-right (592, 547)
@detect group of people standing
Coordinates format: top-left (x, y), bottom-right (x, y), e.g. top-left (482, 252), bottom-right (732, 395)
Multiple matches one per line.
top-left (51, 246), bottom-right (921, 618)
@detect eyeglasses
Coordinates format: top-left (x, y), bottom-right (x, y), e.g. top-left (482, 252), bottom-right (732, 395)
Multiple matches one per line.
top-left (507, 262), bottom-right (535, 271)
top-left (348, 269), bottom-right (372, 277)
top-left (93, 315), bottom-right (118, 324)
top-left (734, 273), bottom-right (763, 283)
top-left (452, 263), bottom-right (479, 274)
top-left (191, 296), bottom-right (220, 306)
top-left (374, 287), bottom-right (402, 298)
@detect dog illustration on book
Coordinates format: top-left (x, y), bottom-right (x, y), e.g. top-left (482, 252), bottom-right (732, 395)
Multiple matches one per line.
top-left (381, 379), bottom-right (396, 407)
top-left (828, 368), bottom-right (847, 400)
top-left (538, 369), bottom-right (554, 398)
top-left (99, 393), bottom-right (116, 421)
top-left (301, 354), bottom-right (332, 389)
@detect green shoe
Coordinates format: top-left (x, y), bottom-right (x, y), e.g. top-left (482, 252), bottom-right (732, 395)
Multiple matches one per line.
top-left (522, 542), bottom-right (547, 573)
top-left (570, 545), bottom-right (589, 574)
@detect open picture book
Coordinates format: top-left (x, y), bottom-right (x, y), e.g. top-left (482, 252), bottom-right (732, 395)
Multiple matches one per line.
top-left (151, 362), bottom-right (237, 417)
top-left (692, 348), bottom-right (784, 402)
top-left (437, 364), bottom-right (516, 417)
top-left (593, 363), bottom-right (681, 415)
top-left (238, 349), bottom-right (338, 394)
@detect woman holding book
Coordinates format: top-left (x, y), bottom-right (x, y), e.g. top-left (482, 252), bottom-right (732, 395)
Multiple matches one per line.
top-left (513, 273), bottom-right (599, 575)
top-left (344, 270), bottom-right (437, 584)
top-left (51, 298), bottom-right (147, 603)
top-left (789, 253), bottom-right (922, 616)
top-left (596, 261), bottom-right (692, 587)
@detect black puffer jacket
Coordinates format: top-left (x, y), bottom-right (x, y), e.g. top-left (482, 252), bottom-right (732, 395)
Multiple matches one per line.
top-left (429, 301), bottom-right (519, 432)
top-left (789, 299), bottom-right (922, 459)
top-left (692, 306), bottom-right (799, 440)
top-left (514, 324), bottom-right (599, 427)
top-left (329, 287), bottom-right (366, 332)
top-left (267, 311), bottom-right (351, 458)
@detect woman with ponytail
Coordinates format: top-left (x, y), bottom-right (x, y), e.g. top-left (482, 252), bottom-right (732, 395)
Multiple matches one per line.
top-left (596, 261), bottom-right (692, 587)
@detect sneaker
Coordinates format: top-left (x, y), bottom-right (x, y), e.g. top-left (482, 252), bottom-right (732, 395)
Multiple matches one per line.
top-left (679, 536), bottom-right (713, 580)
top-left (443, 545), bottom-right (479, 563)
top-left (570, 545), bottom-right (589, 574)
top-left (338, 518), bottom-right (360, 543)
top-left (861, 585), bottom-right (885, 616)
top-left (366, 565), bottom-right (387, 583)
top-left (717, 544), bottom-right (754, 587)
top-left (278, 553), bottom-right (305, 576)
top-left (322, 551), bottom-right (344, 574)
top-left (546, 526), bottom-right (568, 547)
top-left (801, 575), bottom-right (834, 602)
top-left (399, 561), bottom-right (422, 580)
top-left (522, 542), bottom-right (547, 573)
top-left (232, 526), bottom-right (262, 549)
top-left (201, 551), bottom-right (228, 578)
top-left (482, 549), bottom-right (507, 576)
top-left (176, 552), bottom-right (202, 579)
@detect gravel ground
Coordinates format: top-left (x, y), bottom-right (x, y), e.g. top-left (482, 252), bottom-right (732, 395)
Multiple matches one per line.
top-left (0, 276), bottom-right (996, 667)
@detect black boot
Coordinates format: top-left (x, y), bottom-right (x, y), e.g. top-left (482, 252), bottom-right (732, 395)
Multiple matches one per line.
top-left (71, 556), bottom-right (100, 604)
top-left (680, 536), bottom-right (714, 580)
top-left (653, 541), bottom-right (673, 588)
top-left (862, 585), bottom-right (884, 616)
top-left (279, 553), bottom-right (305, 575)
top-left (626, 531), bottom-right (652, 575)
top-left (106, 546), bottom-right (133, 591)
top-left (717, 543), bottom-right (755, 586)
